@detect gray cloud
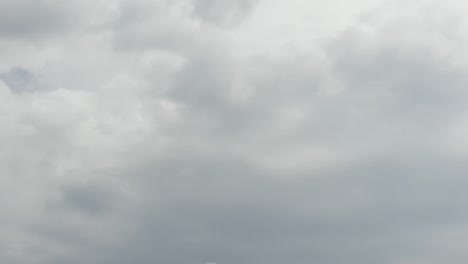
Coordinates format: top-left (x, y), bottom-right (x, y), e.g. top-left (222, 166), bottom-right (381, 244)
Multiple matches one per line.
top-left (0, 0), bottom-right (75, 39)
top-left (0, 67), bottom-right (54, 93)
top-left (191, 0), bottom-right (259, 26)
top-left (54, 183), bottom-right (118, 215)
top-left (110, 0), bottom-right (201, 53)
top-left (3, 0), bottom-right (468, 264)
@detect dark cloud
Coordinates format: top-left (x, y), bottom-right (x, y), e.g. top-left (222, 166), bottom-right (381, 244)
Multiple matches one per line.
top-left (191, 0), bottom-right (259, 27)
top-left (0, 67), bottom-right (34, 92)
top-left (0, 67), bottom-right (53, 93)
top-left (41, 153), bottom-right (468, 264)
top-left (0, 0), bottom-right (75, 39)
top-left (54, 183), bottom-right (117, 215)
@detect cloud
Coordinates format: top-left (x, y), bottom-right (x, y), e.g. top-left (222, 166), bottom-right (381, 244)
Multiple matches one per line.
top-left (3, 0), bottom-right (468, 264)
top-left (0, 0), bottom-right (78, 40)
top-left (191, 0), bottom-right (259, 26)
top-left (0, 67), bottom-right (54, 94)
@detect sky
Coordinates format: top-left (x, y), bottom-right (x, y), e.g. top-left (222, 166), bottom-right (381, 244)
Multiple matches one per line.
top-left (2, 0), bottom-right (468, 263)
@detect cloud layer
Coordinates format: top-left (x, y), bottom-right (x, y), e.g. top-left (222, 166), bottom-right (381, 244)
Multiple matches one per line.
top-left (3, 0), bottom-right (468, 263)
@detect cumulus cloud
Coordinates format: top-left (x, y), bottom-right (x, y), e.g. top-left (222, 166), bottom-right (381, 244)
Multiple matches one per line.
top-left (3, 0), bottom-right (468, 264)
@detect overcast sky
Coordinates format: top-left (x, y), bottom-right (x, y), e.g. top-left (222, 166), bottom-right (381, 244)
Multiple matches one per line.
top-left (2, 0), bottom-right (468, 263)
